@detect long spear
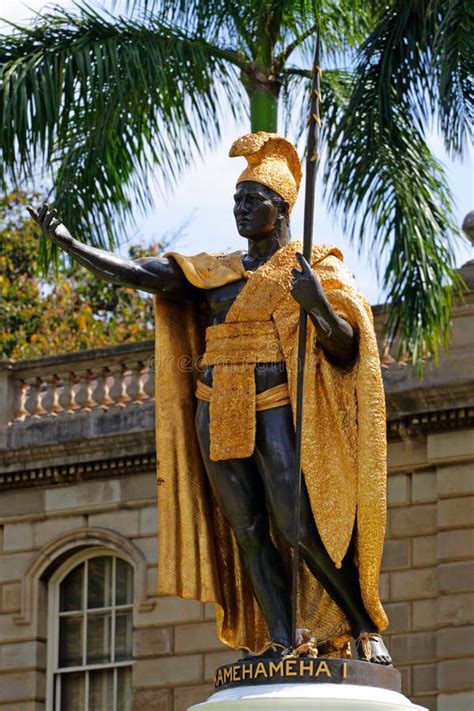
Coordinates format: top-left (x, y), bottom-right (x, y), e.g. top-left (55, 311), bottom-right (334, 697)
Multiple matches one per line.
top-left (291, 26), bottom-right (322, 649)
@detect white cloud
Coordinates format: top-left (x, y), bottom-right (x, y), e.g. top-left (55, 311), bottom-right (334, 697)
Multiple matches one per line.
top-left (0, 1), bottom-right (73, 27)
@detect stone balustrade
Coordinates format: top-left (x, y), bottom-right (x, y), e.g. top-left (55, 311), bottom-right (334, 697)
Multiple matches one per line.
top-left (0, 340), bottom-right (155, 431)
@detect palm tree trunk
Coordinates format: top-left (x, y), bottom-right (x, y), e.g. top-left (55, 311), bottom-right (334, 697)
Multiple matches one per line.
top-left (247, 26), bottom-right (279, 133)
top-left (249, 90), bottom-right (278, 132)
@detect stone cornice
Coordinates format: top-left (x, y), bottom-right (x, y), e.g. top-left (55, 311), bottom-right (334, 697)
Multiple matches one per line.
top-left (0, 427), bottom-right (155, 473)
top-left (0, 450), bottom-right (156, 491)
top-left (387, 404), bottom-right (474, 441)
top-left (1, 402), bottom-right (472, 491)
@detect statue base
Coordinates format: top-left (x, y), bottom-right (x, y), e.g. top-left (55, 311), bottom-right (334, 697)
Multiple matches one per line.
top-left (189, 683), bottom-right (428, 710)
top-left (188, 659), bottom-right (427, 711)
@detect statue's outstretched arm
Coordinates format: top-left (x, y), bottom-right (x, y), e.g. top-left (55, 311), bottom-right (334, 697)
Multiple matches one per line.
top-left (290, 252), bottom-right (357, 365)
top-left (27, 204), bottom-right (191, 297)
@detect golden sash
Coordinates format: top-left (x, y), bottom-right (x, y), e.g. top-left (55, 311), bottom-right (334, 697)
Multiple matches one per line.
top-left (200, 321), bottom-right (284, 460)
top-left (196, 381), bottom-right (290, 411)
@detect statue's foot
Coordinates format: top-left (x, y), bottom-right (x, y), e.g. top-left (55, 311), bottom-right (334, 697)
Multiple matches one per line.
top-left (292, 628), bottom-right (318, 657)
top-left (241, 642), bottom-right (287, 661)
top-left (355, 632), bottom-right (392, 665)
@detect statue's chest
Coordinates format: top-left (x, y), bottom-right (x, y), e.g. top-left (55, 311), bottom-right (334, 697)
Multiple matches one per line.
top-left (204, 258), bottom-right (290, 326)
top-left (205, 280), bottom-right (247, 325)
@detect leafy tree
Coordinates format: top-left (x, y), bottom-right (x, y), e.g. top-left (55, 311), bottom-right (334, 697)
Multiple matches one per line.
top-left (0, 191), bottom-right (166, 359)
top-left (0, 193), bottom-right (44, 359)
top-left (0, 1), bottom-right (472, 366)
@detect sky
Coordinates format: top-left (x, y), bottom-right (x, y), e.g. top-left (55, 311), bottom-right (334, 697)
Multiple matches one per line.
top-left (2, 0), bottom-right (473, 304)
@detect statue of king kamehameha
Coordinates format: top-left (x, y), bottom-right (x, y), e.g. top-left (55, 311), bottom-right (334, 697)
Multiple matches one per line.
top-left (29, 132), bottom-right (391, 664)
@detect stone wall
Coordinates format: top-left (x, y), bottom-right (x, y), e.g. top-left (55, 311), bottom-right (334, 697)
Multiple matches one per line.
top-left (0, 469), bottom-right (228, 711)
top-left (382, 438), bottom-right (474, 711)
top-left (1, 458), bottom-right (471, 710)
top-left (1, 292), bottom-right (473, 711)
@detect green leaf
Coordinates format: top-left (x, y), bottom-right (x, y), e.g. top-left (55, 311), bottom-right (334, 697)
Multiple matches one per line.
top-left (435, 0), bottom-right (474, 156)
top-left (325, 11), bottom-right (466, 370)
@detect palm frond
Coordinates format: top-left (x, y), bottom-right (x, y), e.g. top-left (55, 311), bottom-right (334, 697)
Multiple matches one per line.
top-left (316, 0), bottom-right (384, 54)
top-left (0, 4), bottom-right (244, 256)
top-left (326, 60), bottom-right (463, 370)
top-left (121, 1), bottom-right (382, 64)
top-left (123, 0), bottom-right (272, 56)
top-left (435, 0), bottom-right (474, 155)
top-left (352, 0), bottom-right (473, 155)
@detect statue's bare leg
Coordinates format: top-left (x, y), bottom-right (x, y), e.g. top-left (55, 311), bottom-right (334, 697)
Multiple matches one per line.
top-left (195, 400), bottom-right (292, 649)
top-left (253, 405), bottom-right (392, 665)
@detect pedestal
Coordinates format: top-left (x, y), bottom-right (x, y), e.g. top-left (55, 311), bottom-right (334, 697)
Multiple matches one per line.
top-left (188, 658), bottom-right (428, 711)
top-left (189, 683), bottom-right (428, 710)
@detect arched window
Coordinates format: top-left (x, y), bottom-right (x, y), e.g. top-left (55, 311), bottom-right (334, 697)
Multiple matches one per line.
top-left (47, 549), bottom-right (133, 710)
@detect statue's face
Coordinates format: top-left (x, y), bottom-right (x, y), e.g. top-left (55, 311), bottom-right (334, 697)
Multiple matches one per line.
top-left (233, 181), bottom-right (287, 239)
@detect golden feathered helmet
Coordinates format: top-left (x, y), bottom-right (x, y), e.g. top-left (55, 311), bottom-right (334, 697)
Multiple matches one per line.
top-left (229, 132), bottom-right (302, 212)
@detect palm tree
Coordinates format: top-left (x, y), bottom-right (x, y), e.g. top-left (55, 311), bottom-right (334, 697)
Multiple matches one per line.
top-left (0, 0), bottom-right (472, 366)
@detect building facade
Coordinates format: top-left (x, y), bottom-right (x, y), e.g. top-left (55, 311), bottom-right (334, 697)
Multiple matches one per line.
top-left (0, 284), bottom-right (473, 711)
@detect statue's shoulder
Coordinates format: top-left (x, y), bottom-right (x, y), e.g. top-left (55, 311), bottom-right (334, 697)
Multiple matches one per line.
top-left (279, 239), bottom-right (343, 264)
top-left (310, 242), bottom-right (344, 265)
top-left (307, 243), bottom-right (356, 291)
top-left (166, 250), bottom-right (246, 289)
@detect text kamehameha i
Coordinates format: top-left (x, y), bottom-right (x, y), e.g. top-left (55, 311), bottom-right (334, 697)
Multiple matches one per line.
top-left (214, 658), bottom-right (348, 689)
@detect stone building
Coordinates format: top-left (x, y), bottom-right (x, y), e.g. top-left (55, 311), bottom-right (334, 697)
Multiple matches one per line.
top-left (0, 264), bottom-right (473, 711)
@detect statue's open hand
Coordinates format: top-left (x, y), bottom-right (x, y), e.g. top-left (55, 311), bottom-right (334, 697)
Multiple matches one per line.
top-left (290, 252), bottom-right (326, 314)
top-left (27, 203), bottom-right (73, 248)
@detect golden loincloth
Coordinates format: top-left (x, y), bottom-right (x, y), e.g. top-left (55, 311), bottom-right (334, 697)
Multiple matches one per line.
top-left (199, 320), bottom-right (285, 460)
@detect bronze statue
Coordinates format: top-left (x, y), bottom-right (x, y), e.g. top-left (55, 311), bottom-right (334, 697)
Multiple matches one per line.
top-left (29, 132), bottom-right (391, 665)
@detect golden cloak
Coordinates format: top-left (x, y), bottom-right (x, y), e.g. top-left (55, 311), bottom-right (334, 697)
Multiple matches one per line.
top-left (154, 241), bottom-right (388, 653)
